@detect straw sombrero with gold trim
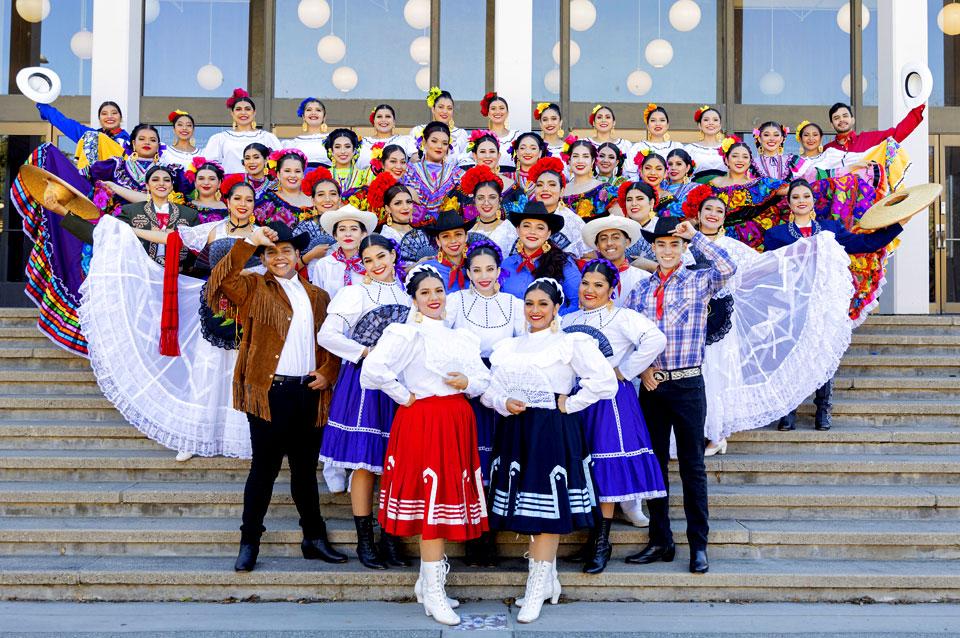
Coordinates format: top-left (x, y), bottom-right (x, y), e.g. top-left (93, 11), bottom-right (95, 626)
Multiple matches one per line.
top-left (18, 164), bottom-right (100, 220)
top-left (859, 183), bottom-right (942, 230)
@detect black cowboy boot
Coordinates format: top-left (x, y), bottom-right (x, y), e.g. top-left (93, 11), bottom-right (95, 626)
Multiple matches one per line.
top-left (353, 515), bottom-right (387, 570)
top-left (378, 530), bottom-right (411, 567)
top-left (302, 520), bottom-right (348, 564)
top-left (777, 410), bottom-right (797, 431)
top-left (565, 525), bottom-right (598, 563)
top-left (814, 379), bottom-right (834, 430)
top-left (481, 530), bottom-right (501, 567)
top-left (583, 518), bottom-right (613, 574)
top-left (463, 536), bottom-right (484, 566)
top-left (234, 541), bottom-right (259, 572)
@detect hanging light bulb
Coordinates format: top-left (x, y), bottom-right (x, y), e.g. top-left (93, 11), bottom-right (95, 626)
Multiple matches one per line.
top-left (15, 0), bottom-right (50, 23)
top-left (939, 3), bottom-right (960, 36)
top-left (298, 0), bottom-right (330, 28)
top-left (759, 69), bottom-right (785, 96)
top-left (196, 64), bottom-right (224, 91)
top-left (403, 0), bottom-right (430, 30)
top-left (415, 67), bottom-right (430, 92)
top-left (551, 40), bottom-right (581, 66)
top-left (626, 69), bottom-right (653, 96)
top-left (544, 68), bottom-right (560, 94)
top-left (332, 66), bottom-right (358, 93)
top-left (841, 73), bottom-right (868, 97)
top-left (644, 39), bottom-right (673, 68)
top-left (570, 0), bottom-right (597, 31)
top-left (668, 0), bottom-right (701, 32)
top-left (837, 2), bottom-right (871, 34)
top-left (409, 36), bottom-right (430, 65)
top-left (317, 34), bottom-right (346, 64)
top-left (70, 30), bottom-right (94, 60)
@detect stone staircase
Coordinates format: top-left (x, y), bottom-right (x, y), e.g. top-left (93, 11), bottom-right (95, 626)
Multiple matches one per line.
top-left (0, 308), bottom-right (959, 603)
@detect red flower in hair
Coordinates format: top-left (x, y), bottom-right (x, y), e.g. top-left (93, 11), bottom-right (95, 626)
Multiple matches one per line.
top-left (301, 166), bottom-right (335, 197)
top-left (220, 174), bottom-right (246, 197)
top-left (225, 88), bottom-right (250, 109)
top-left (693, 104), bottom-right (714, 124)
top-left (168, 109), bottom-right (190, 124)
top-left (368, 108), bottom-right (376, 125)
top-left (480, 92), bottom-right (497, 117)
top-left (366, 172), bottom-right (397, 215)
top-left (460, 165), bottom-right (503, 197)
top-left (617, 181), bottom-right (660, 215)
top-left (528, 157), bottom-right (567, 188)
top-left (681, 184), bottom-right (714, 220)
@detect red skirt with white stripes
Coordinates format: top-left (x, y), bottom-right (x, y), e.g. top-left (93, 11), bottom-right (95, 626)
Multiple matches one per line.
top-left (377, 394), bottom-right (489, 541)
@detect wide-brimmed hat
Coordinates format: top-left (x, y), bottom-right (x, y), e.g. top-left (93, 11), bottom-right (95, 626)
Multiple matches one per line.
top-left (640, 216), bottom-right (690, 243)
top-left (581, 214), bottom-right (642, 251)
top-left (507, 200), bottom-right (564, 235)
top-left (859, 183), bottom-right (942, 230)
top-left (18, 164), bottom-right (100, 220)
top-left (319, 204), bottom-right (379, 236)
top-left (422, 209), bottom-right (475, 236)
top-left (16, 67), bottom-right (61, 104)
top-left (255, 222), bottom-right (310, 255)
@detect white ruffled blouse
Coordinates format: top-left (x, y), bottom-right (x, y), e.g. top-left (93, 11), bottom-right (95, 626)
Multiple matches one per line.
top-left (561, 305), bottom-right (666, 381)
top-left (317, 279), bottom-right (410, 364)
top-left (445, 289), bottom-right (526, 357)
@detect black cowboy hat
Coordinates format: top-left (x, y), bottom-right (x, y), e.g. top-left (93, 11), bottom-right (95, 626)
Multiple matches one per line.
top-left (640, 216), bottom-right (691, 244)
top-left (507, 200), bottom-right (564, 235)
top-left (422, 209), bottom-right (475, 236)
top-left (255, 221), bottom-right (310, 255)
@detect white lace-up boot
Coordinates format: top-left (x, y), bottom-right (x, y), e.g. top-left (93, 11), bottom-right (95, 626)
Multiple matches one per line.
top-left (517, 559), bottom-right (560, 623)
top-left (415, 555), bottom-right (460, 608)
top-left (418, 559), bottom-right (460, 626)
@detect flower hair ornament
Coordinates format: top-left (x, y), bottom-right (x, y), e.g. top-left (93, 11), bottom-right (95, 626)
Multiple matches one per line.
top-left (184, 156), bottom-right (223, 184)
top-left (795, 120), bottom-right (813, 143)
top-left (426, 86), bottom-right (443, 108)
top-left (643, 103), bottom-right (659, 123)
top-left (617, 180), bottom-right (660, 214)
top-left (405, 263), bottom-right (443, 288)
top-left (753, 124), bottom-right (790, 150)
top-left (632, 147), bottom-right (652, 170)
top-left (681, 184), bottom-right (715, 219)
top-left (301, 166), bottom-right (335, 196)
top-left (533, 102), bottom-right (552, 120)
top-left (467, 129), bottom-right (499, 154)
top-left (693, 104), bottom-right (715, 124)
top-left (167, 109), bottom-right (190, 124)
top-left (296, 97), bottom-right (321, 118)
top-left (559, 134), bottom-right (579, 162)
top-left (369, 141), bottom-right (386, 174)
top-left (588, 104), bottom-right (605, 126)
top-left (219, 173), bottom-right (246, 197)
top-left (225, 88), bottom-right (251, 110)
top-left (718, 134), bottom-right (743, 157)
top-left (460, 165), bottom-right (503, 197)
top-left (368, 107), bottom-right (376, 125)
top-left (479, 92), bottom-right (498, 117)
top-left (466, 237), bottom-right (509, 288)
top-left (266, 148), bottom-right (308, 178)
top-left (526, 277), bottom-right (565, 306)
top-left (366, 171), bottom-right (397, 213)
top-left (527, 156), bottom-right (567, 188)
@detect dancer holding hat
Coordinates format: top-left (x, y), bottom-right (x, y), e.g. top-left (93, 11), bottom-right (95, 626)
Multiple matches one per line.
top-left (308, 204), bottom-right (378, 296)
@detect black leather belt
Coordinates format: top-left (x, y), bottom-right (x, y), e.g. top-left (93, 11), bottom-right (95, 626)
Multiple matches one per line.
top-left (272, 373), bottom-right (313, 384)
top-left (652, 366), bottom-right (702, 382)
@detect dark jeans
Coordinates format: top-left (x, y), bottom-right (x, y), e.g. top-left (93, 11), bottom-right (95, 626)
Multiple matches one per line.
top-left (240, 378), bottom-right (325, 544)
top-left (779, 378), bottom-right (834, 428)
top-left (639, 375), bottom-right (709, 552)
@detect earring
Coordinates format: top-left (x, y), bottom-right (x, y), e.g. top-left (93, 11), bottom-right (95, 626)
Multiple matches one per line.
top-left (363, 274), bottom-right (372, 285)
top-left (494, 282), bottom-right (500, 293)
top-left (663, 132), bottom-right (671, 142)
top-left (558, 128), bottom-right (565, 136)
top-left (462, 245), bottom-right (468, 257)
top-left (541, 241), bottom-right (551, 253)
top-left (130, 152), bottom-right (139, 161)
top-left (189, 137), bottom-right (196, 147)
top-left (252, 119), bottom-right (258, 129)
top-left (450, 119), bottom-right (455, 129)
top-left (320, 123), bottom-right (328, 133)
top-left (441, 309), bottom-right (447, 320)
top-left (232, 121), bottom-right (238, 130)
top-left (515, 239), bottom-right (523, 253)
top-left (818, 145), bottom-right (823, 153)
top-left (215, 191), bottom-right (222, 201)
top-left (716, 132), bottom-right (724, 143)
top-left (698, 131), bottom-right (705, 141)
top-left (302, 122), bottom-right (308, 132)
top-left (436, 250), bottom-right (443, 261)
top-left (414, 311), bottom-right (424, 323)
top-left (550, 317), bottom-right (560, 333)
top-left (606, 300), bottom-right (614, 311)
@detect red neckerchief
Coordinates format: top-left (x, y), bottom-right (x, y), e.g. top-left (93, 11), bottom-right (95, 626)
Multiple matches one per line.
top-left (155, 212), bottom-right (170, 229)
top-left (614, 260), bottom-right (630, 297)
top-left (104, 127), bottom-right (124, 138)
top-left (332, 248), bottom-right (364, 286)
top-left (834, 131), bottom-right (854, 150)
top-left (798, 225), bottom-right (813, 237)
top-left (653, 267), bottom-right (678, 321)
top-left (438, 253), bottom-right (466, 290)
top-left (516, 247), bottom-right (544, 274)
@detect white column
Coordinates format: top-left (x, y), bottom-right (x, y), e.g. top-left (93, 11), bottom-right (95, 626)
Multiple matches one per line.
top-left (494, 0), bottom-right (533, 133)
top-left (876, 0), bottom-right (929, 314)
top-left (89, 0), bottom-right (143, 128)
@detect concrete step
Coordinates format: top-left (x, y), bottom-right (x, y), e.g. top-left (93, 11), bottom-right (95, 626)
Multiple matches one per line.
top-left (836, 354), bottom-right (960, 376)
top-left (0, 516), bottom-right (955, 561)
top-left (0, 395), bottom-right (120, 422)
top-left (792, 398), bottom-right (960, 426)
top-left (0, 347), bottom-right (90, 370)
top-left (0, 421), bottom-right (152, 450)
top-left (726, 426), bottom-right (960, 455)
top-left (0, 554), bottom-right (957, 603)
top-left (861, 314), bottom-right (960, 327)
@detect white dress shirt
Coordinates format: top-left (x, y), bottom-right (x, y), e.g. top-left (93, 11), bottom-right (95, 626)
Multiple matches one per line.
top-left (445, 289), bottom-right (526, 357)
top-left (202, 129), bottom-right (283, 174)
top-left (317, 280), bottom-right (410, 364)
top-left (273, 274), bottom-right (317, 376)
top-left (616, 265), bottom-right (653, 307)
top-left (562, 305), bottom-right (666, 381)
top-left (282, 133), bottom-right (330, 166)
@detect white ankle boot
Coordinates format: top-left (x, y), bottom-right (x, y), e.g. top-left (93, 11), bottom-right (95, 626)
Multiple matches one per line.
top-left (515, 558), bottom-right (560, 607)
top-left (174, 451), bottom-right (193, 462)
top-left (621, 499), bottom-right (650, 528)
top-left (418, 559), bottom-right (460, 626)
top-left (415, 556), bottom-right (460, 608)
top-left (517, 559), bottom-right (560, 623)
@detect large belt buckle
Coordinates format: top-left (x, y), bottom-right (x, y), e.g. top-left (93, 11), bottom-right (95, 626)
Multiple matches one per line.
top-left (653, 370), bottom-right (668, 382)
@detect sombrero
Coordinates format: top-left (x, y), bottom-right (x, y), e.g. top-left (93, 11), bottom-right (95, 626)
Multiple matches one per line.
top-left (859, 183), bottom-right (942, 230)
top-left (319, 204), bottom-right (379, 236)
top-left (18, 164), bottom-right (100, 220)
top-left (581, 214), bottom-right (642, 251)
top-left (16, 67), bottom-right (61, 104)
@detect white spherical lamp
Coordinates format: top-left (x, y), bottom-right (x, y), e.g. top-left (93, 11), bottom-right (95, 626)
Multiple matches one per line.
top-left (669, 0), bottom-right (702, 32)
top-left (570, 0), bottom-right (597, 32)
top-left (332, 66), bottom-right (358, 93)
top-left (410, 36), bottom-right (430, 65)
top-left (644, 38), bottom-right (674, 68)
top-left (759, 69), bottom-right (785, 96)
top-left (297, 0), bottom-right (330, 29)
top-left (938, 3), bottom-right (960, 36)
top-left (196, 64), bottom-right (224, 91)
top-left (144, 0), bottom-right (160, 24)
top-left (837, 2), bottom-right (870, 34)
top-left (70, 30), bottom-right (94, 60)
top-left (415, 67), bottom-right (430, 92)
top-left (841, 73), bottom-right (868, 97)
top-left (403, 0), bottom-right (431, 30)
top-left (551, 40), bottom-right (581, 66)
top-left (15, 0), bottom-right (50, 23)
top-left (626, 69), bottom-right (653, 96)
top-left (317, 34), bottom-right (346, 64)
top-left (544, 68), bottom-right (560, 94)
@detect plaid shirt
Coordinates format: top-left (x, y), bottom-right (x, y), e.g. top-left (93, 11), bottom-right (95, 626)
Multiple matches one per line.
top-left (626, 233), bottom-right (736, 371)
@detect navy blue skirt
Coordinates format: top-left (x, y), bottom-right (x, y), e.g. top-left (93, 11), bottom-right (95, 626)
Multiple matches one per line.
top-left (469, 395), bottom-right (499, 486)
top-left (487, 407), bottom-right (596, 535)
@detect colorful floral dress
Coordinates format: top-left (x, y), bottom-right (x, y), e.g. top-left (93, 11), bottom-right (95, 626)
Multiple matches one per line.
top-left (255, 189), bottom-right (311, 227)
top-left (402, 160), bottom-right (463, 227)
top-left (332, 164), bottom-right (373, 210)
top-left (562, 182), bottom-right (618, 220)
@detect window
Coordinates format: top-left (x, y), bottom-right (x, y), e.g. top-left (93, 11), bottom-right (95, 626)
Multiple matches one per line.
top-left (736, 0), bottom-right (851, 106)
top-left (40, 0), bottom-right (93, 95)
top-left (439, 0), bottom-right (486, 100)
top-left (143, 0), bottom-right (250, 98)
top-left (929, 0), bottom-right (960, 107)
top-left (532, 0), bottom-right (560, 105)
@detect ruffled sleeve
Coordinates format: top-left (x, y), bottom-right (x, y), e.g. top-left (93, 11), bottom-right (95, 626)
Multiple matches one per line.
top-left (455, 329), bottom-right (491, 398)
top-left (317, 285), bottom-right (367, 363)
top-left (564, 332), bottom-right (618, 413)
top-left (201, 133), bottom-right (225, 167)
top-left (358, 323), bottom-right (418, 405)
top-left (480, 337), bottom-right (517, 416)
top-left (177, 220), bottom-right (218, 253)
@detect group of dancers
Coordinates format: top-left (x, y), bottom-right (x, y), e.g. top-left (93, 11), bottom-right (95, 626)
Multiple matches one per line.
top-left (12, 85), bottom-right (928, 626)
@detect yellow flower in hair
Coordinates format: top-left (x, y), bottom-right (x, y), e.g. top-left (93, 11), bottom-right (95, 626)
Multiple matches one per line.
top-left (168, 192), bottom-right (185, 205)
top-left (426, 86), bottom-right (443, 108)
top-left (370, 146), bottom-right (383, 161)
top-left (795, 120), bottom-right (811, 143)
top-left (576, 199), bottom-right (594, 218)
top-left (720, 136), bottom-right (737, 154)
top-left (440, 196), bottom-right (460, 212)
top-left (266, 158), bottom-right (278, 171)
top-left (643, 103), bottom-right (658, 123)
top-left (591, 104), bottom-right (603, 115)
top-left (534, 102), bottom-right (551, 119)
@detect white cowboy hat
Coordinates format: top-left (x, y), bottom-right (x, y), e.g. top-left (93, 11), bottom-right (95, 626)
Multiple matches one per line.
top-left (581, 215), bottom-right (642, 251)
top-left (16, 66), bottom-right (61, 104)
top-left (319, 204), bottom-right (379, 236)
top-left (900, 61), bottom-right (933, 110)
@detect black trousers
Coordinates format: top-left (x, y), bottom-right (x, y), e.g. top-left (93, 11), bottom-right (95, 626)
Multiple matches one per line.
top-left (240, 378), bottom-right (325, 544)
top-left (638, 375), bottom-right (709, 552)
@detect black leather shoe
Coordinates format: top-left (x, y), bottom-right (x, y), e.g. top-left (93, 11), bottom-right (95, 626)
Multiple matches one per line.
top-left (565, 525), bottom-right (598, 563)
top-left (689, 549), bottom-right (709, 574)
top-left (378, 531), bottom-right (411, 567)
top-left (353, 515), bottom-right (387, 570)
top-left (583, 518), bottom-right (613, 574)
top-left (302, 531), bottom-right (348, 564)
top-left (777, 418), bottom-right (796, 431)
top-left (814, 421), bottom-right (831, 431)
top-left (624, 542), bottom-right (675, 565)
top-left (463, 536), bottom-right (484, 567)
top-left (234, 542), bottom-right (259, 572)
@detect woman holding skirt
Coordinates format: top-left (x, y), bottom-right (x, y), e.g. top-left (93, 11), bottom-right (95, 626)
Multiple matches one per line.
top-left (359, 264), bottom-right (490, 627)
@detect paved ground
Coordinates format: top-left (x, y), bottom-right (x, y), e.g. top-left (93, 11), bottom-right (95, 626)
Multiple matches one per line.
top-left (2, 601), bottom-right (960, 636)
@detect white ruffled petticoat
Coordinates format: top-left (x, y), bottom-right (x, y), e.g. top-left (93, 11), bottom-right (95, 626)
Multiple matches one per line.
top-left (77, 216), bottom-right (252, 458)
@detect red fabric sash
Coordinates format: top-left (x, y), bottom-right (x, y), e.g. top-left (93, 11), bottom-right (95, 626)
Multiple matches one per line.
top-left (159, 230), bottom-right (183, 356)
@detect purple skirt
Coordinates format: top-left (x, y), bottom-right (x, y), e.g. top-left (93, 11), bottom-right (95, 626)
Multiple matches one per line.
top-left (468, 395), bottom-right (499, 485)
top-left (580, 379), bottom-right (667, 503)
top-left (320, 360), bottom-right (397, 474)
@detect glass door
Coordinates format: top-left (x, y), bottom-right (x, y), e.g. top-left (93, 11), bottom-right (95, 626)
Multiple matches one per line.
top-left (0, 123), bottom-right (49, 307)
top-left (932, 135), bottom-right (960, 314)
